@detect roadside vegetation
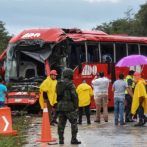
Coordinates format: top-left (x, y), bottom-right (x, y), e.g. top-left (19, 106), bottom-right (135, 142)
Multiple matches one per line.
top-left (93, 2), bottom-right (147, 37)
top-left (0, 115), bottom-right (32, 147)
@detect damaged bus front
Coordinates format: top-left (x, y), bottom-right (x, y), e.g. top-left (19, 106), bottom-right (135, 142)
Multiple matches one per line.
top-left (1, 29), bottom-right (68, 111)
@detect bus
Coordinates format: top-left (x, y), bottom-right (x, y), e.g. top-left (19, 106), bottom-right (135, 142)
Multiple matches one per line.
top-left (1, 28), bottom-right (147, 111)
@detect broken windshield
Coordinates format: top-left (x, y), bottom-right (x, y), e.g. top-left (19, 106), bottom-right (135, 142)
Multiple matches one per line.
top-left (5, 39), bottom-right (52, 83)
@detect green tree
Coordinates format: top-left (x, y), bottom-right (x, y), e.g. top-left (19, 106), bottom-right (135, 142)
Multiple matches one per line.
top-left (135, 2), bottom-right (147, 36)
top-left (0, 21), bottom-right (12, 54)
top-left (92, 7), bottom-right (143, 36)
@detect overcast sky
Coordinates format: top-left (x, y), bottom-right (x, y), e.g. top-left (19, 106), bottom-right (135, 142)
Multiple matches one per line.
top-left (0, 0), bottom-right (146, 35)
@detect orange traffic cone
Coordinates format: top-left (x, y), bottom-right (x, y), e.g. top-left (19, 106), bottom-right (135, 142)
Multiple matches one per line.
top-left (0, 107), bottom-right (17, 136)
top-left (36, 103), bottom-right (56, 142)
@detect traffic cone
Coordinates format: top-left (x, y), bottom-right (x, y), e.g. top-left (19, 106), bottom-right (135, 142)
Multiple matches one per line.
top-left (0, 107), bottom-right (17, 136)
top-left (36, 103), bottom-right (56, 142)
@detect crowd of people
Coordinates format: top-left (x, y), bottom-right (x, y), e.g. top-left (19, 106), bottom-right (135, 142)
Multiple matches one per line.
top-left (39, 68), bottom-right (147, 145)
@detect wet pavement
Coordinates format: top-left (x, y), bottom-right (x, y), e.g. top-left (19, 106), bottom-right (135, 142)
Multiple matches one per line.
top-left (23, 112), bottom-right (147, 147)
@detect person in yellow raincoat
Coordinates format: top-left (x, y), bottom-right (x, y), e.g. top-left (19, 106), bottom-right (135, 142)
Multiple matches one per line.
top-left (76, 80), bottom-right (93, 125)
top-left (39, 70), bottom-right (58, 123)
top-left (131, 72), bottom-right (147, 126)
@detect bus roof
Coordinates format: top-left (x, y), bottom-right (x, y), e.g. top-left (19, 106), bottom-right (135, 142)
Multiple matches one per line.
top-left (9, 28), bottom-right (147, 44)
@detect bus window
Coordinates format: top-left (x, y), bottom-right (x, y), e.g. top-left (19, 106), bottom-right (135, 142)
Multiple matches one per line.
top-left (101, 42), bottom-right (113, 63)
top-left (69, 44), bottom-right (85, 69)
top-left (115, 43), bottom-right (127, 62)
top-left (69, 45), bottom-right (78, 69)
top-left (140, 45), bottom-right (147, 56)
top-left (128, 44), bottom-right (139, 55)
top-left (87, 45), bottom-right (99, 63)
top-left (80, 45), bottom-right (86, 63)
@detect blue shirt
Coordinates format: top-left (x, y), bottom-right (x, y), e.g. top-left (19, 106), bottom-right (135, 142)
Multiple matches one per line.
top-left (0, 84), bottom-right (7, 101)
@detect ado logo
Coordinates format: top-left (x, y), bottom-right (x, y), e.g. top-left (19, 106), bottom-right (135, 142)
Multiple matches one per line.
top-left (81, 65), bottom-right (97, 75)
top-left (21, 33), bottom-right (41, 38)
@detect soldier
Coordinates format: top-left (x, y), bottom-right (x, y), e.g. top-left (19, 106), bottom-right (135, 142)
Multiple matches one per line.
top-left (56, 68), bottom-right (81, 145)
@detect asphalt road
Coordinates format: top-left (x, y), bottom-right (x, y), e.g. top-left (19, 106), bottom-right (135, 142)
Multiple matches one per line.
top-left (24, 113), bottom-right (147, 147)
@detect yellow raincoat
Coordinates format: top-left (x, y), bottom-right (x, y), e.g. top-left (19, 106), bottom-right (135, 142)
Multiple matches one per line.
top-left (76, 83), bottom-right (93, 107)
top-left (39, 76), bottom-right (57, 109)
top-left (131, 79), bottom-right (147, 115)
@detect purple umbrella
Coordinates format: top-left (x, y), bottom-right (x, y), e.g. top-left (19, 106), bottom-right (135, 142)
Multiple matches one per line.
top-left (116, 55), bottom-right (147, 67)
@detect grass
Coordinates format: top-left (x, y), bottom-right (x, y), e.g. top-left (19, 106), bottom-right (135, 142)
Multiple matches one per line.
top-left (0, 115), bottom-right (32, 147)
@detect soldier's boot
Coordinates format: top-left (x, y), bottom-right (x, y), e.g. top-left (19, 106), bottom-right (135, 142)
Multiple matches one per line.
top-left (59, 136), bottom-right (64, 144)
top-left (71, 134), bottom-right (81, 144)
top-left (71, 138), bottom-right (81, 144)
top-left (59, 139), bottom-right (64, 144)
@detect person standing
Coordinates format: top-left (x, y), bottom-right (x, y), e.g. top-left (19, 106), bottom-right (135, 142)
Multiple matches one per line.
top-left (92, 73), bottom-right (99, 103)
top-left (56, 68), bottom-right (81, 145)
top-left (76, 80), bottom-right (93, 125)
top-left (124, 70), bottom-right (135, 122)
top-left (0, 78), bottom-right (7, 108)
top-left (131, 72), bottom-right (147, 126)
top-left (39, 70), bottom-right (58, 123)
top-left (92, 71), bottom-right (109, 123)
top-left (112, 74), bottom-right (133, 125)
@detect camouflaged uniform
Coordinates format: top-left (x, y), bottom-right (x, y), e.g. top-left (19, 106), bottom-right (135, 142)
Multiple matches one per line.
top-left (56, 77), bottom-right (79, 141)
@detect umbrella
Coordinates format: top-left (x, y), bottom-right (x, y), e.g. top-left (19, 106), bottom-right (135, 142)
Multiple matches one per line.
top-left (116, 55), bottom-right (147, 67)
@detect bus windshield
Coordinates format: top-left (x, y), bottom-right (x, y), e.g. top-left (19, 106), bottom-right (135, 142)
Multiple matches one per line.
top-left (5, 41), bottom-right (50, 83)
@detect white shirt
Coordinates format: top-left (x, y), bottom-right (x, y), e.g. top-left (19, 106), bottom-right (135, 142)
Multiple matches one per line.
top-left (92, 77), bottom-right (109, 94)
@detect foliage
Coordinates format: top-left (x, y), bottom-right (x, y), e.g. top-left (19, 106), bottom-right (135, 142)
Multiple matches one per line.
top-left (135, 2), bottom-right (147, 36)
top-left (93, 2), bottom-right (147, 36)
top-left (0, 116), bottom-right (32, 147)
top-left (0, 21), bottom-right (12, 54)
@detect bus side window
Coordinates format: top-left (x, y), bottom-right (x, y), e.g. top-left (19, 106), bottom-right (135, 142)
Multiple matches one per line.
top-left (116, 43), bottom-right (127, 62)
top-left (140, 45), bottom-right (147, 56)
top-left (128, 44), bottom-right (139, 55)
top-left (93, 47), bottom-right (99, 62)
top-left (87, 45), bottom-right (99, 63)
top-left (80, 45), bottom-right (86, 63)
top-left (69, 45), bottom-right (78, 69)
top-left (101, 42), bottom-right (113, 63)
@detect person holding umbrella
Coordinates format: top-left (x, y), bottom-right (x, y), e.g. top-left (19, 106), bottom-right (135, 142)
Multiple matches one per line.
top-left (115, 54), bottom-right (147, 123)
top-left (124, 70), bottom-right (135, 122)
top-left (131, 72), bottom-right (147, 126)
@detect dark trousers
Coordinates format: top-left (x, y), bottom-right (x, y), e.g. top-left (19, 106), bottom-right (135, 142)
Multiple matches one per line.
top-left (138, 103), bottom-right (144, 123)
top-left (78, 105), bottom-right (90, 123)
top-left (44, 99), bottom-right (52, 122)
top-left (125, 94), bottom-right (132, 118)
